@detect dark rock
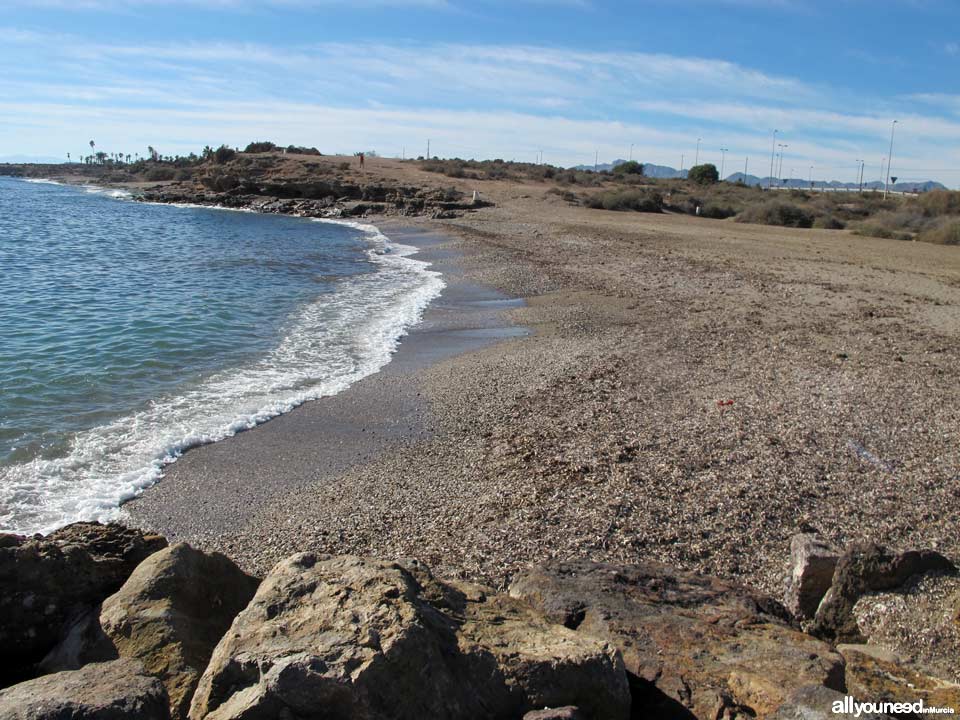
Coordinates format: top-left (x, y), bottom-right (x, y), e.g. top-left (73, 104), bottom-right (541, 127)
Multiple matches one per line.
top-left (0, 659), bottom-right (169, 720)
top-left (510, 560), bottom-right (844, 720)
top-left (0, 522), bottom-right (166, 686)
top-left (812, 543), bottom-right (956, 641)
top-left (189, 554), bottom-right (629, 720)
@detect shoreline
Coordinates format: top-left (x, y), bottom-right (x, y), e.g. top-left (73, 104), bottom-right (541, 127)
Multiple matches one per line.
top-left (123, 224), bottom-right (528, 561)
top-left (7, 157), bottom-right (960, 600)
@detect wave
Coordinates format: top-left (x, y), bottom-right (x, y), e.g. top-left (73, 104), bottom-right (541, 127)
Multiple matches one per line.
top-left (0, 219), bottom-right (444, 535)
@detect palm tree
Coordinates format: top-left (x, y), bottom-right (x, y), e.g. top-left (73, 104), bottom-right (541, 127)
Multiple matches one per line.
top-left (89, 140), bottom-right (95, 162)
top-left (66, 152), bottom-right (71, 163)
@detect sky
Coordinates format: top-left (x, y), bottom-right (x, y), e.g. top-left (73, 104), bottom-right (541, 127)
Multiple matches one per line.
top-left (1, 0), bottom-right (959, 185)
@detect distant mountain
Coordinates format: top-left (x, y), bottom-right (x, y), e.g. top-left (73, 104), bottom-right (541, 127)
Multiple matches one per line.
top-left (0, 155), bottom-right (65, 164)
top-left (567, 160), bottom-right (947, 192)
top-left (724, 173), bottom-right (947, 193)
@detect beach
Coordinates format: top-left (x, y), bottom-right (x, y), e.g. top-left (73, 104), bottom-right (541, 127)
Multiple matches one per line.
top-left (123, 158), bottom-right (960, 595)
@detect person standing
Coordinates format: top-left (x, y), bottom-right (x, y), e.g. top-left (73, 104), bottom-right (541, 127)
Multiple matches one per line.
top-left (359, 152), bottom-right (365, 169)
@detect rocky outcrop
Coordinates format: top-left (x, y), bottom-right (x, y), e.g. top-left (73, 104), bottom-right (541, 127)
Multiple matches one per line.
top-left (0, 522), bottom-right (167, 685)
top-left (811, 543), bottom-right (956, 642)
top-left (97, 544), bottom-right (260, 720)
top-left (838, 645), bottom-right (960, 713)
top-left (770, 685), bottom-right (890, 720)
top-left (785, 533), bottom-right (840, 621)
top-left (189, 554), bottom-right (630, 720)
top-left (510, 560), bottom-right (845, 720)
top-left (0, 659), bottom-right (169, 720)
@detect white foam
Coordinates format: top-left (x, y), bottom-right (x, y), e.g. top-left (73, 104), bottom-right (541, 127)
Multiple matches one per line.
top-left (0, 219), bottom-right (444, 535)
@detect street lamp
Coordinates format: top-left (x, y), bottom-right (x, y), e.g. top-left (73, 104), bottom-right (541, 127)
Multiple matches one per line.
top-left (777, 144), bottom-right (788, 183)
top-left (719, 148), bottom-right (729, 181)
top-left (884, 120), bottom-right (898, 199)
top-left (768, 129), bottom-right (779, 189)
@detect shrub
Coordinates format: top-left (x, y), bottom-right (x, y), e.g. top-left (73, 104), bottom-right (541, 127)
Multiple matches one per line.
top-left (244, 141), bottom-right (277, 153)
top-left (612, 160), bottom-right (644, 176)
top-left (587, 189), bottom-right (663, 212)
top-left (918, 190), bottom-right (960, 217)
top-left (736, 201), bottom-right (814, 228)
top-left (688, 163), bottom-right (719, 185)
top-left (813, 215), bottom-right (845, 230)
top-left (699, 203), bottom-right (737, 219)
top-left (916, 218), bottom-right (960, 245)
top-left (213, 145), bottom-right (237, 164)
top-left (285, 145), bottom-right (322, 156)
top-left (850, 223), bottom-right (912, 241)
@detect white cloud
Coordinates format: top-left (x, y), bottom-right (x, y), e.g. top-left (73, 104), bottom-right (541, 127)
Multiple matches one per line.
top-left (1, 29), bottom-right (958, 183)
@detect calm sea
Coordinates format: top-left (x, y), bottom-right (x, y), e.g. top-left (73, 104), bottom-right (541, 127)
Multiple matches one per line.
top-left (0, 177), bottom-right (443, 534)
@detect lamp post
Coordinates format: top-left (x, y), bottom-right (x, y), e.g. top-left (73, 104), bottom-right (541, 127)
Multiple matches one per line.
top-left (719, 147), bottom-right (729, 181)
top-left (768, 129), bottom-right (778, 189)
top-left (883, 120), bottom-right (898, 199)
top-left (777, 144), bottom-right (788, 183)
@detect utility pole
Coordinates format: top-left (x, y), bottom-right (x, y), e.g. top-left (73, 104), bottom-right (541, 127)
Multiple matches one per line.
top-left (883, 120), bottom-right (898, 199)
top-left (680, 154), bottom-right (684, 176)
top-left (402, 147), bottom-right (405, 160)
top-left (694, 137), bottom-right (701, 166)
top-left (594, 150), bottom-right (598, 171)
top-left (809, 165), bottom-right (814, 189)
top-left (426, 139), bottom-right (430, 159)
top-left (629, 143), bottom-right (634, 162)
top-left (719, 147), bottom-right (728, 181)
top-left (769, 129), bottom-right (778, 189)
top-left (858, 160), bottom-right (865, 194)
top-left (777, 144), bottom-right (788, 183)
top-left (744, 156), bottom-right (749, 181)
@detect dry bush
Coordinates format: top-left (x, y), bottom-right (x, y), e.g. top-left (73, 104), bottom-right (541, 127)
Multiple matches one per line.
top-left (916, 217), bottom-right (960, 245)
top-left (586, 188), bottom-right (663, 212)
top-left (736, 201), bottom-right (814, 228)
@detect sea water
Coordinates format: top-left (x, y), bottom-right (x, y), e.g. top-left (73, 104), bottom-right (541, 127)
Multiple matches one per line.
top-left (0, 177), bottom-right (443, 534)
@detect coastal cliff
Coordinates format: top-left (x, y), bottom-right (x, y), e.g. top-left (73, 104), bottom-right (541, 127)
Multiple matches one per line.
top-left (1, 522), bottom-right (957, 719)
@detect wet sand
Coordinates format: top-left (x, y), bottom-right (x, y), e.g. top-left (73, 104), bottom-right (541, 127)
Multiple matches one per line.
top-left (124, 227), bottom-right (526, 548)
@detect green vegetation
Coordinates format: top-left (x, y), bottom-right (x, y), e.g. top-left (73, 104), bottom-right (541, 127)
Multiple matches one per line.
top-left (688, 163), bottom-right (719, 185)
top-left (612, 161), bottom-right (644, 176)
top-left (244, 141), bottom-right (278, 153)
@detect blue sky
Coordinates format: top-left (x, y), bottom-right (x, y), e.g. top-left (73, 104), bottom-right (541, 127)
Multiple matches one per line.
top-left (2, 0), bottom-right (959, 185)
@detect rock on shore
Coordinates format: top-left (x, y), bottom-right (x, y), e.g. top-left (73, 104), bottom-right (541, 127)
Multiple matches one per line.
top-left (0, 522), bottom-right (167, 685)
top-left (1, 524), bottom-right (958, 719)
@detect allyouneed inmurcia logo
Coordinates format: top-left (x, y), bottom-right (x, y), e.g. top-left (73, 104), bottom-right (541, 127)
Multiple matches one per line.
top-left (832, 696), bottom-right (957, 716)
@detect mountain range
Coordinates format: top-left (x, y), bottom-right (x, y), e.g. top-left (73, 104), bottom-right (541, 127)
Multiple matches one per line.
top-left (571, 159), bottom-right (947, 193)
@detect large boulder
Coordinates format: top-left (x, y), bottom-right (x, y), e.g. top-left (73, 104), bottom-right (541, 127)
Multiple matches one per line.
top-left (812, 543), bottom-right (956, 642)
top-left (97, 543), bottom-right (260, 720)
top-left (509, 560), bottom-right (845, 720)
top-left (784, 534), bottom-right (840, 621)
top-left (189, 554), bottom-right (629, 720)
top-left (0, 658), bottom-right (169, 720)
top-left (0, 522), bottom-right (167, 686)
